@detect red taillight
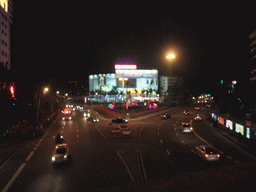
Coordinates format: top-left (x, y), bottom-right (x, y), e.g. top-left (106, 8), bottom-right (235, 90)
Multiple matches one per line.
top-left (217, 154), bottom-right (220, 158)
top-left (205, 154), bottom-right (209, 158)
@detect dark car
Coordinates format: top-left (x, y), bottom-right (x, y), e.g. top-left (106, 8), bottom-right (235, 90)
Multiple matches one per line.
top-left (195, 107), bottom-right (201, 110)
top-left (184, 110), bottom-right (190, 115)
top-left (112, 117), bottom-right (128, 123)
top-left (161, 113), bottom-right (171, 119)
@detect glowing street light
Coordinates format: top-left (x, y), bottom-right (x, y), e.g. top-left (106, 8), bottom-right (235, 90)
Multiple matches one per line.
top-left (166, 54), bottom-right (175, 59)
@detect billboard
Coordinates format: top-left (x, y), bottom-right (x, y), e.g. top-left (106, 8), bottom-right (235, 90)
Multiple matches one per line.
top-left (115, 70), bottom-right (158, 78)
top-left (115, 64), bottom-right (137, 70)
top-left (235, 123), bottom-right (244, 135)
top-left (218, 116), bottom-right (224, 125)
top-left (226, 119), bottom-right (233, 130)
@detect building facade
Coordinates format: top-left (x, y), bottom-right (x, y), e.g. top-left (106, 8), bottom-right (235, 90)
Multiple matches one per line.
top-left (0, 0), bottom-right (12, 69)
top-left (89, 67), bottom-right (158, 102)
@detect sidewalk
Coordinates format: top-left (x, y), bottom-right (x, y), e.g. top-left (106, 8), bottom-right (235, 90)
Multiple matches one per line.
top-left (208, 119), bottom-right (256, 158)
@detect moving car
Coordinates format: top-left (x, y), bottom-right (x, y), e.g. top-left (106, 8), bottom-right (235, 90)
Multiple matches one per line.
top-left (184, 110), bottom-right (190, 115)
top-left (112, 117), bottom-right (128, 123)
top-left (92, 117), bottom-right (99, 123)
top-left (52, 143), bottom-right (69, 164)
top-left (194, 114), bottom-right (202, 122)
top-left (181, 122), bottom-right (193, 133)
top-left (195, 145), bottom-right (220, 161)
top-left (120, 125), bottom-right (131, 135)
top-left (160, 113), bottom-right (171, 119)
top-left (110, 123), bottom-right (121, 133)
top-left (195, 107), bottom-right (201, 110)
top-left (61, 108), bottom-right (72, 120)
top-left (84, 110), bottom-right (91, 117)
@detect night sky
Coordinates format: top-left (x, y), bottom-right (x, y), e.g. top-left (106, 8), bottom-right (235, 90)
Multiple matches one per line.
top-left (10, 2), bottom-right (255, 91)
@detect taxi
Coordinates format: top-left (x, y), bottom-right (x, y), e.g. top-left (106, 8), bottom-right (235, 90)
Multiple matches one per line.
top-left (194, 114), bottom-right (202, 122)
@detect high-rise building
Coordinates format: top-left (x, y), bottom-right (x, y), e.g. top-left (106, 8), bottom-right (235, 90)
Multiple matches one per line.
top-left (249, 30), bottom-right (256, 81)
top-left (0, 0), bottom-right (13, 70)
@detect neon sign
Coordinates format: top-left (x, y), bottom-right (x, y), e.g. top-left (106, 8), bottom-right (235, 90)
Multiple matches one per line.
top-left (115, 64), bottom-right (137, 70)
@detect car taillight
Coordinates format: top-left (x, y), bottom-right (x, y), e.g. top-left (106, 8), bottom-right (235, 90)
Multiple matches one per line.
top-left (216, 154), bottom-right (220, 158)
top-left (205, 154), bottom-right (209, 158)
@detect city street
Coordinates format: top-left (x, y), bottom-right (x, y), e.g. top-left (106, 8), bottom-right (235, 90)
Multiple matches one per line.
top-left (1, 105), bottom-right (256, 191)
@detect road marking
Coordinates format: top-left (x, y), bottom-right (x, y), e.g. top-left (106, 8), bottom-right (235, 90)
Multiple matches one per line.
top-left (176, 133), bottom-right (178, 136)
top-left (33, 147), bottom-right (37, 151)
top-left (95, 126), bottom-right (107, 139)
top-left (61, 130), bottom-right (63, 133)
top-left (138, 150), bottom-right (147, 181)
top-left (138, 126), bottom-right (144, 138)
top-left (160, 139), bottom-right (163, 143)
top-left (158, 133), bottom-right (160, 136)
top-left (166, 150), bottom-right (170, 155)
top-left (25, 151), bottom-right (34, 162)
top-left (226, 156), bottom-right (232, 160)
top-left (158, 127), bottom-right (159, 130)
top-left (181, 140), bottom-right (185, 143)
top-left (174, 128), bottom-right (176, 130)
top-left (2, 163), bottom-right (26, 192)
top-left (77, 135), bottom-right (79, 138)
top-left (117, 150), bottom-right (135, 182)
top-left (77, 130), bottom-right (79, 132)
top-left (191, 149), bottom-right (196, 154)
top-left (174, 124), bottom-right (176, 126)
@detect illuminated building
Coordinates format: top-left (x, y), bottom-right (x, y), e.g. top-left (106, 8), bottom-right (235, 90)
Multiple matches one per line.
top-left (0, 0), bottom-right (13, 69)
top-left (89, 65), bottom-right (158, 102)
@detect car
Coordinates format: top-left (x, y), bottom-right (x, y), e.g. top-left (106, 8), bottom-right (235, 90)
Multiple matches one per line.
top-left (52, 143), bottom-right (69, 164)
top-left (195, 145), bottom-right (220, 161)
top-left (92, 117), bottom-right (99, 122)
top-left (195, 107), bottom-right (201, 110)
top-left (120, 125), bottom-right (131, 135)
top-left (110, 123), bottom-right (121, 133)
top-left (111, 117), bottom-right (128, 123)
top-left (184, 110), bottom-right (190, 115)
top-left (61, 108), bottom-right (72, 120)
top-left (194, 114), bottom-right (202, 122)
top-left (84, 110), bottom-right (91, 117)
top-left (160, 113), bottom-right (171, 119)
top-left (181, 122), bottom-right (193, 133)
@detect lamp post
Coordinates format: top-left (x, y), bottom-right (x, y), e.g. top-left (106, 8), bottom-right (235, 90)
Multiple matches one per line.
top-left (119, 77), bottom-right (128, 114)
top-left (166, 53), bottom-right (175, 105)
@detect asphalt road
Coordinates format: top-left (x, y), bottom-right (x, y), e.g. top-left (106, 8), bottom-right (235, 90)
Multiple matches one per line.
top-left (1, 105), bottom-right (256, 191)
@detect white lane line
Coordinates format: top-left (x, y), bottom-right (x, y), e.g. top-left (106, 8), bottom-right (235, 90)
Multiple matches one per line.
top-left (226, 156), bottom-right (232, 160)
top-left (174, 124), bottom-right (176, 126)
top-left (77, 135), bottom-right (79, 138)
top-left (191, 149), bottom-right (196, 154)
top-left (160, 139), bottom-right (163, 143)
top-left (158, 133), bottom-right (160, 136)
top-left (176, 133), bottom-right (178, 136)
top-left (33, 147), bottom-right (37, 151)
top-left (95, 126), bottom-right (107, 139)
top-left (138, 126), bottom-right (144, 138)
top-left (138, 150), bottom-right (147, 181)
top-left (166, 150), bottom-right (170, 155)
top-left (181, 140), bottom-right (185, 143)
top-left (42, 131), bottom-right (49, 140)
top-left (77, 130), bottom-right (79, 132)
top-left (158, 127), bottom-right (159, 130)
top-left (174, 128), bottom-right (176, 130)
top-left (25, 151), bottom-right (34, 162)
top-left (2, 163), bottom-right (26, 192)
top-left (117, 150), bottom-right (135, 182)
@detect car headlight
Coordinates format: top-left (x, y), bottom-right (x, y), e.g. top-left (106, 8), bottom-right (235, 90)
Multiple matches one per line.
top-left (69, 117), bottom-right (72, 119)
top-left (64, 155), bottom-right (67, 159)
top-left (52, 156), bottom-right (55, 161)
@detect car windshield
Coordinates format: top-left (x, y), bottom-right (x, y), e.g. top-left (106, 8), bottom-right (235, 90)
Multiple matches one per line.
top-left (56, 148), bottom-right (66, 154)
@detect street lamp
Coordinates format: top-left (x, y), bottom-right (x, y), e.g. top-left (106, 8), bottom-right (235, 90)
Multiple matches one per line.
top-left (166, 53), bottom-right (175, 77)
top-left (119, 77), bottom-right (128, 114)
top-left (43, 87), bottom-right (49, 95)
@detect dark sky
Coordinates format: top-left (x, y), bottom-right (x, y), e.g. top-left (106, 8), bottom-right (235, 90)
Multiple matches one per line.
top-left (11, 2), bottom-right (255, 90)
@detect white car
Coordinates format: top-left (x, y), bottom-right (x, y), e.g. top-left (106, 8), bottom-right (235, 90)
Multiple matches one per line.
top-left (120, 125), bottom-right (131, 135)
top-left (196, 145), bottom-right (220, 161)
top-left (52, 144), bottom-right (69, 164)
top-left (181, 122), bottom-right (193, 133)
